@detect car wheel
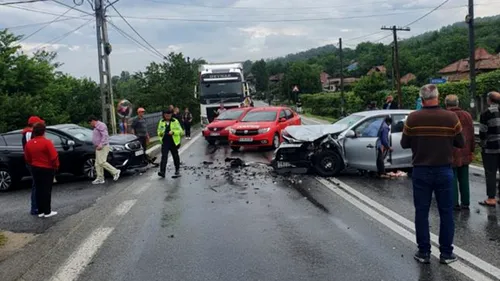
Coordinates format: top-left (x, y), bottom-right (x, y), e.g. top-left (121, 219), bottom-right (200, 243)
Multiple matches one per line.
top-left (0, 167), bottom-right (13, 191)
top-left (314, 151), bottom-right (343, 177)
top-left (272, 133), bottom-right (280, 149)
top-left (83, 157), bottom-right (97, 179)
top-left (231, 146), bottom-right (240, 152)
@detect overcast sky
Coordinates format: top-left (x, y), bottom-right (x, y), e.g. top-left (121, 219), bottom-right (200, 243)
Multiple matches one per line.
top-left (0, 0), bottom-right (499, 80)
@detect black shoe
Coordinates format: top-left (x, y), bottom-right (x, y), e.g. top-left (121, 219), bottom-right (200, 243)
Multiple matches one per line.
top-left (175, 170), bottom-right (180, 176)
top-left (158, 172), bottom-right (165, 178)
top-left (440, 253), bottom-right (458, 264)
top-left (414, 251), bottom-right (431, 264)
top-left (454, 205), bottom-right (461, 211)
top-left (461, 205), bottom-right (470, 210)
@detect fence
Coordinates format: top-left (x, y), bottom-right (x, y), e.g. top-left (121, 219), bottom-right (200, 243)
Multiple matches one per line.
top-left (125, 112), bottom-right (162, 137)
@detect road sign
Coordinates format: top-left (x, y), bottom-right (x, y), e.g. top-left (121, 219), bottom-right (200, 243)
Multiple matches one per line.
top-left (429, 78), bottom-right (447, 84)
top-left (292, 85), bottom-right (299, 92)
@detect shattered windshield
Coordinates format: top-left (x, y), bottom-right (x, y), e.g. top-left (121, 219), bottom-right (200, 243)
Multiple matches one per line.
top-left (241, 111), bottom-right (277, 122)
top-left (333, 114), bottom-right (364, 128)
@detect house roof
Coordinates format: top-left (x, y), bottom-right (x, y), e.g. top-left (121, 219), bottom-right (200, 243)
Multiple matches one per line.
top-left (400, 73), bottom-right (416, 84)
top-left (439, 48), bottom-right (500, 74)
top-left (269, 73), bottom-right (284, 81)
top-left (368, 65), bottom-right (387, 75)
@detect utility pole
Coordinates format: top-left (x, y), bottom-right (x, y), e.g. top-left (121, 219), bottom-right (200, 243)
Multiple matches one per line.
top-left (94, 0), bottom-right (117, 134)
top-left (467, 0), bottom-right (477, 116)
top-left (381, 25), bottom-right (410, 109)
top-left (391, 45), bottom-right (396, 90)
top-left (339, 38), bottom-right (345, 117)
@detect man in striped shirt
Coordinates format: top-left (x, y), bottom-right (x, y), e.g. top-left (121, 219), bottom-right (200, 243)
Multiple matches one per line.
top-left (479, 91), bottom-right (500, 207)
top-left (401, 84), bottom-right (464, 265)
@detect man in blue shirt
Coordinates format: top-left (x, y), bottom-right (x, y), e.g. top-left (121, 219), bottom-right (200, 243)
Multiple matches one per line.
top-left (377, 116), bottom-right (393, 178)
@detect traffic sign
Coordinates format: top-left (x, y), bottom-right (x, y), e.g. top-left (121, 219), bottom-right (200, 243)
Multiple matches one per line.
top-left (429, 78), bottom-right (447, 84)
top-left (292, 85), bottom-right (299, 92)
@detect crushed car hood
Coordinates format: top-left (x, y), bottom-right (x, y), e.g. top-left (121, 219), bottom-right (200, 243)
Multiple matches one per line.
top-left (284, 124), bottom-right (348, 142)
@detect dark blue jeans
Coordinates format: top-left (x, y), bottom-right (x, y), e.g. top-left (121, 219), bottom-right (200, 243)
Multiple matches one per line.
top-left (26, 164), bottom-right (37, 214)
top-left (412, 165), bottom-right (454, 256)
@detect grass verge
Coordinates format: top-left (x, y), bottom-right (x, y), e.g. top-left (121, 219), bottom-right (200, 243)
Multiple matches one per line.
top-left (302, 113), bottom-right (337, 123)
top-left (0, 232), bottom-right (7, 248)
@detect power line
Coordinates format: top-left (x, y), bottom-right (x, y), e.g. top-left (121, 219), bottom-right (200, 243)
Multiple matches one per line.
top-left (20, 4), bottom-right (76, 41)
top-left (29, 18), bottom-right (92, 51)
top-left (2, 15), bottom-right (90, 30)
top-left (51, 0), bottom-right (93, 16)
top-left (108, 6), bottom-right (465, 23)
top-left (107, 1), bottom-right (165, 58)
top-left (0, 0), bottom-right (48, 5)
top-left (1, 3), bottom-right (86, 18)
top-left (405, 0), bottom-right (450, 27)
top-left (107, 20), bottom-right (164, 60)
top-left (343, 31), bottom-right (384, 43)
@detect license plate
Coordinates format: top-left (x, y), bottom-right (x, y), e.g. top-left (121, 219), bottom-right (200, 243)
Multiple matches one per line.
top-left (210, 132), bottom-right (220, 136)
top-left (135, 150), bottom-right (144, 156)
top-left (239, 138), bottom-right (253, 142)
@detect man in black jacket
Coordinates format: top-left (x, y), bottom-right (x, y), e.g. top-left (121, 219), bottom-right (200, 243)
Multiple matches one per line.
top-left (383, 95), bottom-right (399, 109)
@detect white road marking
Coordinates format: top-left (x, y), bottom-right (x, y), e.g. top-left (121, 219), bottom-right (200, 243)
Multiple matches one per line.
top-left (132, 182), bottom-right (152, 195)
top-left (113, 200), bottom-right (137, 216)
top-left (50, 200), bottom-right (138, 281)
top-left (317, 177), bottom-right (500, 280)
top-left (300, 115), bottom-right (323, 124)
top-left (50, 227), bottom-right (113, 281)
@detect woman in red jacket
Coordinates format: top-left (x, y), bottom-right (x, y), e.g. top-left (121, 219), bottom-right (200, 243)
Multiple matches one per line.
top-left (24, 123), bottom-right (60, 218)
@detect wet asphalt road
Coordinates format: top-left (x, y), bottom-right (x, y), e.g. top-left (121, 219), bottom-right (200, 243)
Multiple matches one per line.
top-left (0, 109), bottom-right (498, 281)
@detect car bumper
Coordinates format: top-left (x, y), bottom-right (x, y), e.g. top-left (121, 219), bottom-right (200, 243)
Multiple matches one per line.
top-left (203, 130), bottom-right (230, 141)
top-left (109, 150), bottom-right (148, 170)
top-left (228, 131), bottom-right (274, 147)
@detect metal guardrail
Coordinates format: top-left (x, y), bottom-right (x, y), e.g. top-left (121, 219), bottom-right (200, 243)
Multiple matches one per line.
top-left (127, 112), bottom-right (162, 137)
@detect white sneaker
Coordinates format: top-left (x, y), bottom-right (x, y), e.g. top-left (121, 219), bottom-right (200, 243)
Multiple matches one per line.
top-left (92, 179), bottom-right (105, 185)
top-left (38, 213), bottom-right (45, 218)
top-left (113, 170), bottom-right (121, 181)
top-left (44, 211), bottom-right (57, 218)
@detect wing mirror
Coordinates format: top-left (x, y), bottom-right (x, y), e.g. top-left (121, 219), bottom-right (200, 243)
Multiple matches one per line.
top-left (345, 130), bottom-right (356, 138)
top-left (279, 117), bottom-right (287, 123)
top-left (67, 140), bottom-right (75, 146)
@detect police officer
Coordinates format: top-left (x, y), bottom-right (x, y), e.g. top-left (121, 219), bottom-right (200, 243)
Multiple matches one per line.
top-left (157, 109), bottom-right (184, 178)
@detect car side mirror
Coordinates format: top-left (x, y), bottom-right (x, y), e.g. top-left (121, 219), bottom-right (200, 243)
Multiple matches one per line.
top-left (279, 117), bottom-right (287, 123)
top-left (345, 130), bottom-right (356, 138)
top-left (67, 140), bottom-right (75, 146)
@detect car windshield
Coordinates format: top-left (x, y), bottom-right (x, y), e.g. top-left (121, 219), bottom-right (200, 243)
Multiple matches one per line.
top-left (59, 126), bottom-right (93, 142)
top-left (217, 109), bottom-right (245, 120)
top-left (333, 114), bottom-right (364, 127)
top-left (241, 111), bottom-right (277, 122)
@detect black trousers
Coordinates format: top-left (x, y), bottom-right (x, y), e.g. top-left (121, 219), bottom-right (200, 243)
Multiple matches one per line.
top-left (183, 122), bottom-right (191, 137)
top-left (377, 148), bottom-right (388, 175)
top-left (160, 142), bottom-right (180, 173)
top-left (32, 166), bottom-right (54, 215)
top-left (482, 153), bottom-right (500, 199)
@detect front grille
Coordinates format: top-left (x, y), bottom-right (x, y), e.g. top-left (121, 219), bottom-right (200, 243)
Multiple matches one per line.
top-left (125, 141), bottom-right (142, 151)
top-left (209, 127), bottom-right (225, 132)
top-left (235, 129), bottom-right (259, 136)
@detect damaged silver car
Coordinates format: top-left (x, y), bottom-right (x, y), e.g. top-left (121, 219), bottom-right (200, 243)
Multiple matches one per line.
top-left (271, 110), bottom-right (414, 176)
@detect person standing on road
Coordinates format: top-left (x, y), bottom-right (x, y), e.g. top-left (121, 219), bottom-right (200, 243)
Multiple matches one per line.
top-left (182, 108), bottom-right (193, 140)
top-left (376, 116), bottom-right (392, 178)
top-left (157, 109), bottom-right (183, 178)
top-left (478, 91), bottom-right (500, 207)
top-left (296, 99), bottom-right (303, 114)
top-left (383, 95), bottom-right (398, 110)
top-left (24, 122), bottom-right (59, 218)
top-left (88, 116), bottom-right (121, 184)
top-left (445, 95), bottom-right (474, 210)
top-left (401, 84), bottom-right (464, 265)
top-left (132, 108), bottom-right (157, 166)
top-left (22, 116), bottom-right (44, 215)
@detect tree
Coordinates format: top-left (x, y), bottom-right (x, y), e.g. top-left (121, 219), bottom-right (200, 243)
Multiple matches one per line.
top-left (250, 59), bottom-right (268, 92)
top-left (352, 73), bottom-right (389, 106)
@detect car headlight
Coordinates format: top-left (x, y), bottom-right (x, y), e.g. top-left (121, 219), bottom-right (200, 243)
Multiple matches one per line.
top-left (258, 128), bottom-right (270, 134)
top-left (229, 128), bottom-right (236, 134)
top-left (224, 127), bottom-right (230, 131)
top-left (110, 145), bottom-right (125, 152)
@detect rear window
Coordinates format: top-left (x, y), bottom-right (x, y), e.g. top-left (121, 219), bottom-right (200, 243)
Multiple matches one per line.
top-left (241, 111), bottom-right (277, 122)
top-left (3, 133), bottom-right (22, 146)
top-left (217, 109), bottom-right (246, 120)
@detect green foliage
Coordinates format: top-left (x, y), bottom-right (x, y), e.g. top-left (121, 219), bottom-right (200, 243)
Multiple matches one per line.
top-left (250, 59), bottom-right (269, 92)
top-left (352, 73), bottom-right (389, 104)
top-left (476, 70), bottom-right (500, 95)
top-left (281, 61), bottom-right (322, 98)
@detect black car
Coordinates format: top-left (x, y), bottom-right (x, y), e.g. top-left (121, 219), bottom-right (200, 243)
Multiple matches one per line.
top-left (0, 124), bottom-right (147, 191)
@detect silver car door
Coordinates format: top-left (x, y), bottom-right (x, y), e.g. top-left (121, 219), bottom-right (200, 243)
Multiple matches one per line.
top-left (389, 114), bottom-right (412, 168)
top-left (343, 116), bottom-right (385, 171)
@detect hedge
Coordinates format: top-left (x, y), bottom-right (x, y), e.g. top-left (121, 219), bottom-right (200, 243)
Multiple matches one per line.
top-left (301, 70), bottom-right (500, 119)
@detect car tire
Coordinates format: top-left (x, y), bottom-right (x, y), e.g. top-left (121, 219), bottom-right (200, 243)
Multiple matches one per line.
top-left (271, 133), bottom-right (280, 150)
top-left (231, 146), bottom-right (240, 152)
top-left (0, 167), bottom-right (14, 191)
top-left (314, 151), bottom-right (343, 177)
top-left (83, 157), bottom-right (97, 180)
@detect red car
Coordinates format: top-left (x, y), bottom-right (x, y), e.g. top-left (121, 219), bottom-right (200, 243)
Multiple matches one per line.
top-left (228, 106), bottom-right (301, 151)
top-left (202, 107), bottom-right (252, 145)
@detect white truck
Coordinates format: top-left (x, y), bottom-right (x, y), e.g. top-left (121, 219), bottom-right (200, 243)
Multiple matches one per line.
top-left (195, 63), bottom-right (250, 126)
